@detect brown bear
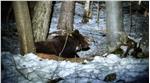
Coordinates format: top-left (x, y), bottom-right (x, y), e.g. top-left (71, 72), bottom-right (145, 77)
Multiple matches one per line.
top-left (35, 30), bottom-right (90, 58)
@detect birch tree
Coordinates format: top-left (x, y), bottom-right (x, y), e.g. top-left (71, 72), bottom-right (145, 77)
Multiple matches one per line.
top-left (106, 1), bottom-right (126, 52)
top-left (82, 0), bottom-right (92, 23)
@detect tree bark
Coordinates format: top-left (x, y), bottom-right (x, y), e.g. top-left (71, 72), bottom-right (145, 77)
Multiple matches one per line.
top-left (57, 1), bottom-right (75, 33)
top-left (31, 1), bottom-right (52, 42)
top-left (106, 1), bottom-right (125, 52)
top-left (82, 0), bottom-right (92, 23)
top-left (96, 2), bottom-right (100, 23)
top-left (13, 1), bottom-right (35, 55)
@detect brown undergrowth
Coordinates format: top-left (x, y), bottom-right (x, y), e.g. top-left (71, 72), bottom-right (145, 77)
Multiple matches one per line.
top-left (37, 53), bottom-right (92, 63)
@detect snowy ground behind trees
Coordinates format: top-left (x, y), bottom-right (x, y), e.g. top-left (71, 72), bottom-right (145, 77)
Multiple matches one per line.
top-left (1, 2), bottom-right (149, 83)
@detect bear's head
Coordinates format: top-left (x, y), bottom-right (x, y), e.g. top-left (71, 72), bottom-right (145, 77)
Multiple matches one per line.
top-left (71, 29), bottom-right (90, 52)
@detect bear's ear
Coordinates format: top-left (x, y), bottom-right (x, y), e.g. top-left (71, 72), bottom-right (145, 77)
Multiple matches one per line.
top-left (72, 29), bottom-right (80, 38)
top-left (73, 29), bottom-right (79, 35)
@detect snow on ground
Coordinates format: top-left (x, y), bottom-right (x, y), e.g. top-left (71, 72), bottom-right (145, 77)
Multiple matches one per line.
top-left (2, 52), bottom-right (149, 83)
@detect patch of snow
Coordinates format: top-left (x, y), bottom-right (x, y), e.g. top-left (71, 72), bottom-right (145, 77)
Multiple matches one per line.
top-left (120, 45), bottom-right (128, 52)
top-left (106, 54), bottom-right (121, 64)
top-left (2, 52), bottom-right (148, 83)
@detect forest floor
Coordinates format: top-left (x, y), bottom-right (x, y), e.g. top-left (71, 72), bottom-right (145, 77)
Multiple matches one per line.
top-left (1, 2), bottom-right (149, 83)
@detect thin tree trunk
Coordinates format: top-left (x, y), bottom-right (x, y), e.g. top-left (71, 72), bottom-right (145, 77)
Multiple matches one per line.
top-left (13, 1), bottom-right (35, 55)
top-left (82, 0), bottom-right (92, 23)
top-left (57, 1), bottom-right (75, 33)
top-left (106, 1), bottom-right (124, 52)
top-left (32, 1), bottom-right (52, 42)
top-left (96, 2), bottom-right (100, 23)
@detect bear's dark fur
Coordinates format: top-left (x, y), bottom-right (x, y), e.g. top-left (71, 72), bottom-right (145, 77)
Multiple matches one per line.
top-left (35, 30), bottom-right (90, 58)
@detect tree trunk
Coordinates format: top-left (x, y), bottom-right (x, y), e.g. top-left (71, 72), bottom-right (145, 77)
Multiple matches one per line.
top-left (31, 1), bottom-right (52, 42)
top-left (106, 1), bottom-right (125, 52)
top-left (96, 2), bottom-right (100, 23)
top-left (57, 1), bottom-right (75, 33)
top-left (13, 1), bottom-right (35, 55)
top-left (82, 0), bottom-right (92, 23)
